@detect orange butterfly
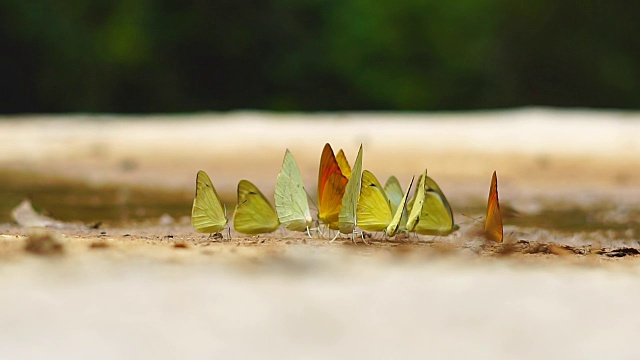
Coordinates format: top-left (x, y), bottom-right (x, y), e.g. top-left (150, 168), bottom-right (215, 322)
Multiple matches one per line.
top-left (318, 144), bottom-right (349, 230)
top-left (484, 171), bottom-right (503, 243)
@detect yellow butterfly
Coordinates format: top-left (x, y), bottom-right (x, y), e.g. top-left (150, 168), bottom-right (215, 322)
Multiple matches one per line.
top-left (356, 170), bottom-right (414, 237)
top-left (274, 149), bottom-right (313, 232)
top-left (484, 171), bottom-right (503, 243)
top-left (338, 145), bottom-right (363, 235)
top-left (406, 170), bottom-right (458, 236)
top-left (233, 180), bottom-right (280, 235)
top-left (336, 149), bottom-right (352, 179)
top-left (385, 175), bottom-right (409, 231)
top-left (317, 144), bottom-right (348, 230)
top-left (191, 170), bottom-right (228, 234)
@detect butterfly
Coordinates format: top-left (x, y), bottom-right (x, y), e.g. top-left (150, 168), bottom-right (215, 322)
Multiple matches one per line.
top-left (406, 170), bottom-right (458, 236)
top-left (338, 145), bottom-right (363, 235)
top-left (484, 171), bottom-right (503, 243)
top-left (384, 176), bottom-right (403, 215)
top-left (336, 149), bottom-right (352, 179)
top-left (385, 175), bottom-right (409, 231)
top-left (274, 149), bottom-right (313, 232)
top-left (233, 180), bottom-right (280, 235)
top-left (317, 144), bottom-right (349, 230)
top-left (191, 170), bottom-right (228, 234)
top-left (356, 170), bottom-right (414, 237)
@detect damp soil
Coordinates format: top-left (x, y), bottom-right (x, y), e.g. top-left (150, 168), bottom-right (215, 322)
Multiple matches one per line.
top-left (2, 167), bottom-right (640, 262)
top-left (0, 169), bottom-right (194, 225)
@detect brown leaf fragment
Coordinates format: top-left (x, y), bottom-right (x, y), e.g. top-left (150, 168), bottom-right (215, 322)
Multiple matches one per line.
top-left (24, 230), bottom-right (64, 255)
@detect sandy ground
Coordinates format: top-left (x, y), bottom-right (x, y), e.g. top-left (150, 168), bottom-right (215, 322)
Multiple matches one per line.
top-left (3, 108), bottom-right (640, 359)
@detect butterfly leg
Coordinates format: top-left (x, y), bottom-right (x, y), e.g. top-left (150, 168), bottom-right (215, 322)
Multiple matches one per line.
top-left (318, 224), bottom-right (326, 239)
top-left (362, 231), bottom-right (371, 245)
top-left (329, 231), bottom-right (341, 243)
top-left (351, 231), bottom-right (368, 245)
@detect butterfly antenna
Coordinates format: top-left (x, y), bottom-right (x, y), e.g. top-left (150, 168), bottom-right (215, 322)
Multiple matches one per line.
top-left (286, 230), bottom-right (297, 239)
top-left (305, 189), bottom-right (319, 212)
top-left (460, 213), bottom-right (482, 224)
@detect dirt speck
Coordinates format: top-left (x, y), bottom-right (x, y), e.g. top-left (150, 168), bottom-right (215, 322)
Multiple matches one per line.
top-left (89, 241), bottom-right (110, 249)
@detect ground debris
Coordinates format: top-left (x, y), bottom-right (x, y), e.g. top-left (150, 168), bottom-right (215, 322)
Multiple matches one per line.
top-left (11, 199), bottom-right (87, 230)
top-left (492, 240), bottom-right (590, 257)
top-left (89, 241), bottom-right (110, 249)
top-left (12, 199), bottom-right (66, 228)
top-left (24, 230), bottom-right (64, 255)
top-left (597, 247), bottom-right (640, 258)
top-left (392, 233), bottom-right (411, 242)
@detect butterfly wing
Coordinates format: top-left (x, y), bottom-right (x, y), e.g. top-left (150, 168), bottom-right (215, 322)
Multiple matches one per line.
top-left (338, 145), bottom-right (363, 234)
top-left (386, 176), bottom-right (414, 236)
top-left (408, 171), bottom-right (457, 236)
top-left (336, 149), bottom-right (352, 179)
top-left (384, 176), bottom-right (403, 214)
top-left (191, 170), bottom-right (228, 233)
top-left (406, 171), bottom-right (427, 232)
top-left (275, 149), bottom-right (313, 232)
top-left (414, 189), bottom-right (456, 236)
top-left (406, 172), bottom-right (425, 217)
top-left (318, 144), bottom-right (348, 229)
top-left (233, 180), bottom-right (280, 235)
top-left (484, 171), bottom-right (503, 242)
top-left (356, 170), bottom-right (392, 232)
top-left (319, 174), bottom-right (348, 230)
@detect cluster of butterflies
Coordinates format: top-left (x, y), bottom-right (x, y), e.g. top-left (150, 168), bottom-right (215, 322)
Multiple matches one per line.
top-left (191, 144), bottom-right (504, 243)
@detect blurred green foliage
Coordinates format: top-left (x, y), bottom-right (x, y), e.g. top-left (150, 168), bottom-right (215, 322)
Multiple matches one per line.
top-left (1, 0), bottom-right (639, 112)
